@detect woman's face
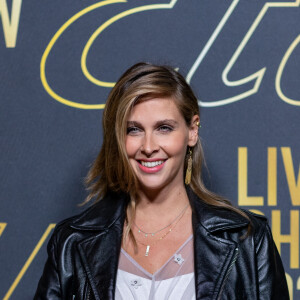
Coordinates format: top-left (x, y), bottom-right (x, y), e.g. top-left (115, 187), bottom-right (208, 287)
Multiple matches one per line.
top-left (125, 97), bottom-right (199, 192)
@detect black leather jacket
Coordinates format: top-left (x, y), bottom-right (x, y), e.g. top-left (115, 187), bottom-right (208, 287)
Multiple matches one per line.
top-left (35, 190), bottom-right (289, 299)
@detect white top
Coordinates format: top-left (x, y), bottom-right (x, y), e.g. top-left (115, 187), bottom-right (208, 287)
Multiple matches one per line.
top-left (115, 235), bottom-right (195, 300)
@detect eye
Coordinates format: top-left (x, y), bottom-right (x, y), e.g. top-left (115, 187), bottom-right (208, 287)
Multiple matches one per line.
top-left (158, 125), bottom-right (173, 132)
top-left (127, 126), bottom-right (141, 135)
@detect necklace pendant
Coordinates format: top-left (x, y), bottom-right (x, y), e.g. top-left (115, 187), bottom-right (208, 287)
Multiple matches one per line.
top-left (145, 245), bottom-right (150, 256)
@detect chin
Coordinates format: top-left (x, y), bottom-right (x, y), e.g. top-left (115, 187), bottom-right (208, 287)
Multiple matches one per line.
top-left (137, 176), bottom-right (179, 193)
top-left (139, 181), bottom-right (165, 191)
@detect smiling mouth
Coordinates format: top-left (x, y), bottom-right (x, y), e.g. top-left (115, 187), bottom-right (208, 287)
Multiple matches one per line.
top-left (140, 160), bottom-right (166, 168)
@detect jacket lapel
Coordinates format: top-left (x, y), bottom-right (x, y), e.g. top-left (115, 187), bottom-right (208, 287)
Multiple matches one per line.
top-left (77, 225), bottom-right (123, 300)
top-left (193, 222), bottom-right (237, 300)
top-left (189, 189), bottom-right (249, 300)
top-left (70, 192), bottom-right (128, 300)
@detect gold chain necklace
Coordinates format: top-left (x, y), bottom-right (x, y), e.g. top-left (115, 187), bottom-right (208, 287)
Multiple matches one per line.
top-left (134, 204), bottom-right (188, 237)
top-left (135, 205), bottom-right (188, 257)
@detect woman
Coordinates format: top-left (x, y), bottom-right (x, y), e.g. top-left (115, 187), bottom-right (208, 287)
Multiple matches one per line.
top-left (35, 63), bottom-right (289, 299)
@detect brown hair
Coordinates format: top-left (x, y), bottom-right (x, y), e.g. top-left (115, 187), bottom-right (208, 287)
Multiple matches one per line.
top-left (85, 62), bottom-right (251, 240)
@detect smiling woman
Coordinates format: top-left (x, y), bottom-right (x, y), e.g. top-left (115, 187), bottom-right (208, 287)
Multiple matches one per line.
top-left (125, 98), bottom-right (198, 193)
top-left (34, 63), bottom-right (289, 300)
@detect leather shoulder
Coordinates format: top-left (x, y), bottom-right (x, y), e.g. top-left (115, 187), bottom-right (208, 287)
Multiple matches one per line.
top-left (49, 191), bottom-right (128, 245)
top-left (242, 210), bottom-right (272, 245)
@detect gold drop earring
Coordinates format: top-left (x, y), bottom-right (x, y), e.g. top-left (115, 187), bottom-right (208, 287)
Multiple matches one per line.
top-left (185, 148), bottom-right (193, 185)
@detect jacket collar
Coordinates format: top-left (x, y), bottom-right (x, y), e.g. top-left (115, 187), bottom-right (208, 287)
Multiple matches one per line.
top-left (70, 191), bottom-right (129, 231)
top-left (186, 187), bottom-right (249, 232)
top-left (72, 189), bottom-right (249, 299)
top-left (70, 188), bottom-right (249, 232)
top-left (186, 188), bottom-right (249, 299)
top-left (71, 192), bottom-right (128, 300)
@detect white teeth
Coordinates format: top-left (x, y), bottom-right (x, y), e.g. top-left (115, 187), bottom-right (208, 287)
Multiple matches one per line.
top-left (141, 160), bottom-right (164, 168)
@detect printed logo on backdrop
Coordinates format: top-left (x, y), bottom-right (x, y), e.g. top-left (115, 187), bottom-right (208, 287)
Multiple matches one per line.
top-left (37, 0), bottom-right (300, 109)
top-left (0, 0), bottom-right (22, 47)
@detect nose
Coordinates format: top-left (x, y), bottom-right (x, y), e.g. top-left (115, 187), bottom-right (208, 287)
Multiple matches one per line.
top-left (141, 132), bottom-right (159, 156)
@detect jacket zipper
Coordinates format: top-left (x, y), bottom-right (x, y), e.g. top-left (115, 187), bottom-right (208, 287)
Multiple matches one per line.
top-left (217, 247), bottom-right (239, 300)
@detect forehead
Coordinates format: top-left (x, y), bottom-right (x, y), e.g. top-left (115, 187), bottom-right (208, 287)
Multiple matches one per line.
top-left (128, 97), bottom-right (183, 121)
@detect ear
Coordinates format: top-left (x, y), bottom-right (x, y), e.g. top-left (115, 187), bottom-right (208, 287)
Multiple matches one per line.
top-left (188, 115), bottom-right (200, 147)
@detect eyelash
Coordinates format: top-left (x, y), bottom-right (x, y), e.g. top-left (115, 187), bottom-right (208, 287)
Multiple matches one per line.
top-left (127, 127), bottom-right (140, 134)
top-left (158, 125), bottom-right (173, 132)
top-left (126, 125), bottom-right (173, 134)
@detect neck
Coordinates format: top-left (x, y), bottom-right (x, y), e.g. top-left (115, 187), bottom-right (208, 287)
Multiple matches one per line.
top-left (135, 184), bottom-right (189, 217)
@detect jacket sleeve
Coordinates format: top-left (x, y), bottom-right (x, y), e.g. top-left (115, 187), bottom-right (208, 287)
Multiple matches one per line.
top-left (34, 231), bottom-right (62, 299)
top-left (255, 222), bottom-right (290, 300)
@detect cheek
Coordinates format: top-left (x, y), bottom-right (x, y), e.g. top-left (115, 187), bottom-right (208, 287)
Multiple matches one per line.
top-left (125, 137), bottom-right (139, 158)
top-left (162, 135), bottom-right (188, 156)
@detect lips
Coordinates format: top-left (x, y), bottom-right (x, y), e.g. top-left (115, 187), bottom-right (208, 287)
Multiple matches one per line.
top-left (137, 159), bottom-right (167, 173)
top-left (141, 160), bottom-right (165, 168)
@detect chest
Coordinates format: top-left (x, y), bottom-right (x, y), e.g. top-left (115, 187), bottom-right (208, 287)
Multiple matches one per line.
top-left (116, 235), bottom-right (195, 299)
top-left (124, 229), bottom-right (193, 274)
top-left (124, 210), bottom-right (193, 274)
top-left (72, 220), bottom-right (257, 299)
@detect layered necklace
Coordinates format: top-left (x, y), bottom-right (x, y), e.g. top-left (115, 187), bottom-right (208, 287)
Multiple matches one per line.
top-left (134, 204), bottom-right (189, 256)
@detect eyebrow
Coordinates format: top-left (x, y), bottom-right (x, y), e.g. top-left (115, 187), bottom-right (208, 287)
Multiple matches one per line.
top-left (127, 119), bottom-right (179, 127)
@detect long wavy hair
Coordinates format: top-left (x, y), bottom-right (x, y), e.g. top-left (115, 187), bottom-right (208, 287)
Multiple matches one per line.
top-left (85, 62), bottom-right (251, 241)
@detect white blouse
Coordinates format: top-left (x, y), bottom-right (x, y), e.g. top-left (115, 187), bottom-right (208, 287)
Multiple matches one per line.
top-left (115, 235), bottom-right (195, 300)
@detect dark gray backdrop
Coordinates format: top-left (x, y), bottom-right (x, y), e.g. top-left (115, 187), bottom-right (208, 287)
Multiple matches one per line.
top-left (1, 0), bottom-right (299, 298)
